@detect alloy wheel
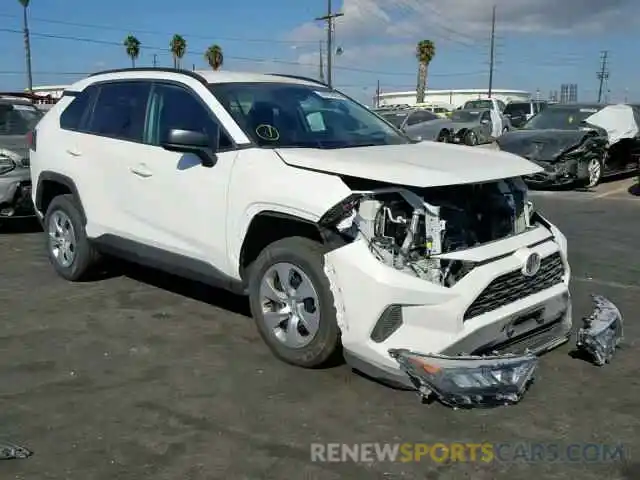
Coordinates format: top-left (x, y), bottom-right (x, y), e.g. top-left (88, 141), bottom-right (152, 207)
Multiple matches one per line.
top-left (48, 210), bottom-right (77, 268)
top-left (258, 262), bottom-right (321, 348)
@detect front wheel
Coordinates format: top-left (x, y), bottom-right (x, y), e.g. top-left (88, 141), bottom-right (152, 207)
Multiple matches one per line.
top-left (584, 157), bottom-right (603, 188)
top-left (437, 130), bottom-right (450, 143)
top-left (248, 236), bottom-right (341, 368)
top-left (465, 130), bottom-right (478, 146)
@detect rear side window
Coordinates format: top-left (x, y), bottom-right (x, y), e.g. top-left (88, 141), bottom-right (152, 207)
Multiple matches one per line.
top-left (60, 86), bottom-right (97, 131)
top-left (86, 82), bottom-right (150, 142)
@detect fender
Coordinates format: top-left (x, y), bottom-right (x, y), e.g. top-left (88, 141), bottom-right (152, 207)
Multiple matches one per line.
top-left (35, 171), bottom-right (87, 224)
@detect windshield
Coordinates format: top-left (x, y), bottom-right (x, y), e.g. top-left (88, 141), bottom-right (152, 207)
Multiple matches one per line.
top-left (464, 100), bottom-right (492, 110)
top-left (522, 106), bottom-right (601, 130)
top-left (0, 102), bottom-right (43, 135)
top-left (210, 82), bottom-right (409, 148)
top-left (380, 111), bottom-right (409, 128)
top-left (504, 103), bottom-right (530, 116)
top-left (451, 110), bottom-right (481, 122)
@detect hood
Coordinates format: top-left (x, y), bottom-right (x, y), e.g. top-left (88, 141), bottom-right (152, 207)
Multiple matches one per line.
top-left (584, 104), bottom-right (640, 144)
top-left (496, 129), bottom-right (595, 162)
top-left (275, 142), bottom-right (542, 188)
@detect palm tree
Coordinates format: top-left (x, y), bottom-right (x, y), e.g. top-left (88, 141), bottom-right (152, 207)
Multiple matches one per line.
top-left (123, 35), bottom-right (141, 67)
top-left (169, 34), bottom-right (187, 69)
top-left (18, 0), bottom-right (33, 93)
top-left (415, 40), bottom-right (436, 104)
top-left (204, 44), bottom-right (224, 71)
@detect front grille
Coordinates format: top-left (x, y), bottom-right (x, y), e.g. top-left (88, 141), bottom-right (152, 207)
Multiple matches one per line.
top-left (463, 252), bottom-right (565, 321)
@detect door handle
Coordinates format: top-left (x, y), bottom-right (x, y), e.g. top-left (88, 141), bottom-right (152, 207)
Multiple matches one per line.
top-left (66, 149), bottom-right (82, 157)
top-left (129, 165), bottom-right (153, 178)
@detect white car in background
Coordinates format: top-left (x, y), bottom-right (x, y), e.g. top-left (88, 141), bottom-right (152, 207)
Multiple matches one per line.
top-left (27, 68), bottom-right (621, 408)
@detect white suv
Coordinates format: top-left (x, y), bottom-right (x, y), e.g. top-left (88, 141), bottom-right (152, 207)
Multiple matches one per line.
top-left (29, 68), bottom-right (573, 405)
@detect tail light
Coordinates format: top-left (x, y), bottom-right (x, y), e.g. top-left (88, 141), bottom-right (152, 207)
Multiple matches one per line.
top-left (27, 130), bottom-right (37, 151)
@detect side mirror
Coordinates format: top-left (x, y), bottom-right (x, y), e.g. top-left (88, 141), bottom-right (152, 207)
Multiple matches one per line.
top-left (160, 128), bottom-right (217, 167)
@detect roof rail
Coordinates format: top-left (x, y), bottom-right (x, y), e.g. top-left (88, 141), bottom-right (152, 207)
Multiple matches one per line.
top-left (88, 67), bottom-right (208, 86)
top-left (266, 73), bottom-right (328, 87)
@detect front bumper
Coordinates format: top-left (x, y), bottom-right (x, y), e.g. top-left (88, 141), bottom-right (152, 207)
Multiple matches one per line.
top-left (0, 168), bottom-right (34, 219)
top-left (324, 227), bottom-right (572, 389)
top-left (523, 159), bottom-right (580, 186)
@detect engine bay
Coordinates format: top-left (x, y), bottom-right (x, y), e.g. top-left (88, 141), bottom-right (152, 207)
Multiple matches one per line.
top-left (338, 177), bottom-right (534, 286)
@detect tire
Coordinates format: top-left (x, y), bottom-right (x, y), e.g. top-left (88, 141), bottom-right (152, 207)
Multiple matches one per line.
top-left (584, 156), bottom-right (603, 188)
top-left (437, 130), bottom-right (450, 143)
top-left (465, 130), bottom-right (478, 146)
top-left (247, 236), bottom-right (341, 368)
top-left (44, 194), bottom-right (99, 281)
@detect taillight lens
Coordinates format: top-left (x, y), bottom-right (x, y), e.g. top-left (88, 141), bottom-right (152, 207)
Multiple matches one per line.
top-left (27, 130), bottom-right (37, 151)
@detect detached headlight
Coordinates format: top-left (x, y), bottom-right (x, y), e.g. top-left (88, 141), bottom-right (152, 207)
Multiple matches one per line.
top-left (0, 155), bottom-right (16, 175)
top-left (576, 295), bottom-right (623, 366)
top-left (389, 349), bottom-right (538, 408)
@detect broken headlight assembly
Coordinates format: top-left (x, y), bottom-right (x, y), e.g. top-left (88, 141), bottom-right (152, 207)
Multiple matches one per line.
top-left (0, 154), bottom-right (16, 175)
top-left (389, 349), bottom-right (538, 408)
top-left (576, 295), bottom-right (623, 366)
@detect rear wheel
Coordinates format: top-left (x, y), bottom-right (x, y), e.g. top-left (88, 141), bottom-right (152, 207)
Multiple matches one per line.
top-left (248, 237), bottom-right (341, 368)
top-left (44, 194), bottom-right (99, 281)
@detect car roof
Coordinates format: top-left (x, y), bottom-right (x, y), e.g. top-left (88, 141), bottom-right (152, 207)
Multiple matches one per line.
top-left (69, 68), bottom-right (326, 91)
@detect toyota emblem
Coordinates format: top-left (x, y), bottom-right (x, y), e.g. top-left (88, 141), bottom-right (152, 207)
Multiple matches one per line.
top-left (522, 252), bottom-right (542, 277)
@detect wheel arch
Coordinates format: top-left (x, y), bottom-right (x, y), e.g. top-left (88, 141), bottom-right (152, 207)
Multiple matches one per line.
top-left (238, 210), bottom-right (326, 280)
top-left (35, 171), bottom-right (87, 224)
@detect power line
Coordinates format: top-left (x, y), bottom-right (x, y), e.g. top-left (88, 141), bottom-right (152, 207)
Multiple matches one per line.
top-left (0, 27), bottom-right (485, 78)
top-left (596, 50), bottom-right (609, 103)
top-left (0, 12), bottom-right (317, 45)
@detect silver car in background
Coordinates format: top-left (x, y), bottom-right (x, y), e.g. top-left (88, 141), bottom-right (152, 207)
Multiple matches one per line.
top-left (405, 108), bottom-right (495, 145)
top-left (0, 96), bottom-right (42, 221)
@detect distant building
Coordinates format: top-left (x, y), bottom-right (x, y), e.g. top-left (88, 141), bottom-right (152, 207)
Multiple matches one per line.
top-left (376, 88), bottom-right (531, 108)
top-left (26, 85), bottom-right (68, 102)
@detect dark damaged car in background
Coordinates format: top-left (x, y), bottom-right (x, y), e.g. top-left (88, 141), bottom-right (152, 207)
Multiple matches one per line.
top-left (0, 95), bottom-right (42, 223)
top-left (496, 103), bottom-right (640, 188)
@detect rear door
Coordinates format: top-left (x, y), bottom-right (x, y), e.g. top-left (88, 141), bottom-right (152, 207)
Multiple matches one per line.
top-left (79, 81), bottom-right (152, 240)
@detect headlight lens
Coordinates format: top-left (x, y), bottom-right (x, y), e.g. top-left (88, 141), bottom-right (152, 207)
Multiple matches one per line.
top-left (0, 155), bottom-right (16, 175)
top-left (389, 349), bottom-right (538, 408)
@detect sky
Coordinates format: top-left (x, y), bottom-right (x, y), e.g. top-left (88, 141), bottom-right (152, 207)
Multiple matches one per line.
top-left (1, 0), bottom-right (639, 105)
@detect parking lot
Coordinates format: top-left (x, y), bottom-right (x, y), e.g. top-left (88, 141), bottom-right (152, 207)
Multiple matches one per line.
top-left (0, 177), bottom-right (638, 480)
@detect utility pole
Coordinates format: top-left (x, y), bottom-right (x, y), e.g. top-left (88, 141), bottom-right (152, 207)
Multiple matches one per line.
top-left (487, 5), bottom-right (496, 98)
top-left (375, 80), bottom-right (380, 107)
top-left (315, 0), bottom-right (343, 88)
top-left (596, 51), bottom-right (609, 103)
top-left (152, 54), bottom-right (158, 67)
top-left (319, 41), bottom-right (325, 83)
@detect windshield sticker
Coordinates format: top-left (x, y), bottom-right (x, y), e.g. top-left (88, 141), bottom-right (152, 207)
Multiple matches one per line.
top-left (579, 108), bottom-right (598, 113)
top-left (12, 104), bottom-right (38, 112)
top-left (314, 90), bottom-right (345, 100)
top-left (255, 124), bottom-right (280, 141)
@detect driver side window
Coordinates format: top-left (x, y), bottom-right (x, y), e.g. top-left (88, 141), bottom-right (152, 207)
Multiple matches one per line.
top-left (145, 83), bottom-right (233, 150)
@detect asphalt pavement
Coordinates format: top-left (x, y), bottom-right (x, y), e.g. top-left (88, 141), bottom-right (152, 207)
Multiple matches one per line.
top-left (0, 178), bottom-right (638, 480)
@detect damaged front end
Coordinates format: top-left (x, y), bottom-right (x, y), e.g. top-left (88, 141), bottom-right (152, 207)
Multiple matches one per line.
top-left (389, 349), bottom-right (537, 409)
top-left (576, 295), bottom-right (624, 366)
top-left (523, 135), bottom-right (607, 187)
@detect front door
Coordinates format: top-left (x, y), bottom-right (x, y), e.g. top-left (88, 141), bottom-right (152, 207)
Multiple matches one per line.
top-left (132, 81), bottom-right (239, 272)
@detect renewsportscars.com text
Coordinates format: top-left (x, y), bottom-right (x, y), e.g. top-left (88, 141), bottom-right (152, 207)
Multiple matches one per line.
top-left (310, 442), bottom-right (626, 464)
